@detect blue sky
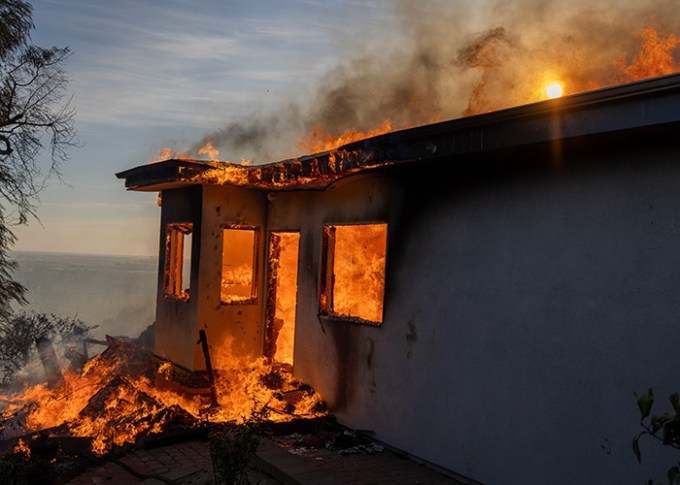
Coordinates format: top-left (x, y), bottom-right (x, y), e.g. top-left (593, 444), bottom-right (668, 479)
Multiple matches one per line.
top-left (12, 0), bottom-right (677, 255)
top-left (14, 0), bottom-right (396, 256)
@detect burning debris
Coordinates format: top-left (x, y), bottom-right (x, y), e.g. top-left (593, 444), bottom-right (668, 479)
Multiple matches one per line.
top-left (271, 423), bottom-right (385, 460)
top-left (0, 331), bottom-right (327, 469)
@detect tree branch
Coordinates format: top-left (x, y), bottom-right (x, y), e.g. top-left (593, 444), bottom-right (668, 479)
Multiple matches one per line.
top-left (0, 113), bottom-right (24, 129)
top-left (0, 135), bottom-right (11, 156)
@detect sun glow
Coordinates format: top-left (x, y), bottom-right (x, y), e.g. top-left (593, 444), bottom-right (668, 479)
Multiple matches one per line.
top-left (545, 82), bottom-right (564, 99)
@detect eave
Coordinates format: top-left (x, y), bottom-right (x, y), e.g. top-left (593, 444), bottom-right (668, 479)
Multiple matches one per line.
top-left (116, 72), bottom-right (680, 192)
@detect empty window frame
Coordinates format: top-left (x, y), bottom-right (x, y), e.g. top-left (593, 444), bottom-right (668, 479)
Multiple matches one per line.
top-left (164, 223), bottom-right (193, 300)
top-left (320, 223), bottom-right (388, 324)
top-left (221, 226), bottom-right (258, 304)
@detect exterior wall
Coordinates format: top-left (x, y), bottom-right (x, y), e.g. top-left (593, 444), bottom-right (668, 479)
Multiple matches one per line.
top-left (155, 184), bottom-right (267, 372)
top-left (154, 187), bottom-right (202, 370)
top-left (267, 140), bottom-right (680, 484)
top-left (193, 184), bottom-right (267, 370)
top-left (267, 173), bottom-right (404, 400)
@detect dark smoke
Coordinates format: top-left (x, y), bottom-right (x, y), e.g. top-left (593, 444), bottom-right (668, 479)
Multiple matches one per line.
top-left (183, 0), bottom-right (680, 164)
top-left (189, 104), bottom-right (305, 164)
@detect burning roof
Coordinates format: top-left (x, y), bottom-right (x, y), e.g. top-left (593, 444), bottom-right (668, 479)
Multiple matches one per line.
top-left (118, 73), bottom-right (680, 192)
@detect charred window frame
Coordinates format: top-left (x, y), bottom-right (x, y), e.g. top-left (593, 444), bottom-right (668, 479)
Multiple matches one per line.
top-left (264, 231), bottom-right (300, 365)
top-left (164, 223), bottom-right (193, 300)
top-left (221, 225), bottom-right (259, 304)
top-left (320, 222), bottom-right (388, 325)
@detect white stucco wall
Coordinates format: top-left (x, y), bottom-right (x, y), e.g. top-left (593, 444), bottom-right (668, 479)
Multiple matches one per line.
top-left (194, 184), bottom-right (267, 369)
top-left (154, 187), bottom-right (202, 370)
top-left (267, 140), bottom-right (680, 484)
top-left (155, 184), bottom-right (267, 372)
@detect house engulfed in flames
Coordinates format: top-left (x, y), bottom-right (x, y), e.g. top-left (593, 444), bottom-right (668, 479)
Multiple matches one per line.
top-left (117, 74), bottom-right (680, 485)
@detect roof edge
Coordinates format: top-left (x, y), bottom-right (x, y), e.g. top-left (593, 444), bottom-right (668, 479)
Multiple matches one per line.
top-left (117, 72), bottom-right (680, 191)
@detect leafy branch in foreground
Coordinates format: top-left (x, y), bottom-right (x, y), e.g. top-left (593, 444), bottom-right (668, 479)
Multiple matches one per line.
top-left (210, 407), bottom-right (268, 485)
top-left (633, 388), bottom-right (680, 484)
top-left (0, 0), bottom-right (77, 319)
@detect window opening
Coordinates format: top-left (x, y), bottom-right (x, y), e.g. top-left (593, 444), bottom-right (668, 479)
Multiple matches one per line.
top-left (165, 223), bottom-right (193, 300)
top-left (320, 223), bottom-right (388, 324)
top-left (265, 232), bottom-right (300, 365)
top-left (221, 227), bottom-right (257, 304)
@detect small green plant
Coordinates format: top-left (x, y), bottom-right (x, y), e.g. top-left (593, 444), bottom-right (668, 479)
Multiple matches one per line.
top-left (210, 409), bottom-right (267, 485)
top-left (633, 388), bottom-right (680, 484)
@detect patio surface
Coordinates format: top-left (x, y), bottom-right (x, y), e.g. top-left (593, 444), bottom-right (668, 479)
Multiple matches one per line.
top-left (66, 434), bottom-right (469, 485)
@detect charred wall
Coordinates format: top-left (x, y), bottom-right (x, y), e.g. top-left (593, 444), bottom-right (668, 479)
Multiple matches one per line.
top-left (266, 173), bottom-right (403, 403)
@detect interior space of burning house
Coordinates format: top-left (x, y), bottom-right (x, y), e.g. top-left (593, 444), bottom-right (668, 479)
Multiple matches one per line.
top-left (3, 72), bottom-right (680, 485)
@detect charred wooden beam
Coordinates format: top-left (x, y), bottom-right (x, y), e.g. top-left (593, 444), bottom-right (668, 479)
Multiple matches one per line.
top-left (35, 337), bottom-right (64, 389)
top-left (264, 233), bottom-right (281, 360)
top-left (197, 330), bottom-right (218, 407)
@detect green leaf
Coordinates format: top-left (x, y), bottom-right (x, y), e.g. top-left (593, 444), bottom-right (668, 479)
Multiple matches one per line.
top-left (668, 465), bottom-right (680, 484)
top-left (633, 431), bottom-right (648, 462)
top-left (636, 388), bottom-right (655, 421)
top-left (652, 414), bottom-right (671, 434)
top-left (662, 420), bottom-right (677, 445)
top-left (671, 393), bottom-right (680, 415)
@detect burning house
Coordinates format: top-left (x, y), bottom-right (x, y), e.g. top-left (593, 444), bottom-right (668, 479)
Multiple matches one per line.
top-left (117, 73), bottom-right (680, 484)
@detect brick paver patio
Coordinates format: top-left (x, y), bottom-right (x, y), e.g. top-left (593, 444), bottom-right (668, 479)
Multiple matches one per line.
top-left (67, 436), bottom-right (468, 484)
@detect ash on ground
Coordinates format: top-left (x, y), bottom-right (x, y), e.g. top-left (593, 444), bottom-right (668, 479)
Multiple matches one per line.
top-left (273, 429), bottom-right (384, 458)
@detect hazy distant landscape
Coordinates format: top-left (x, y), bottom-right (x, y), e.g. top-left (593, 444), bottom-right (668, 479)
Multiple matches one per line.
top-left (10, 251), bottom-right (157, 340)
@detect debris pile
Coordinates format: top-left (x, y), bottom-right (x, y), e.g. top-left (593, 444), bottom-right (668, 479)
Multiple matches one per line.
top-left (272, 423), bottom-right (384, 458)
top-left (0, 335), bottom-right (326, 461)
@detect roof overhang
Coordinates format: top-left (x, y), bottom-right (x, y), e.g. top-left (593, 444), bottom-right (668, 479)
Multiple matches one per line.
top-left (117, 72), bottom-right (680, 192)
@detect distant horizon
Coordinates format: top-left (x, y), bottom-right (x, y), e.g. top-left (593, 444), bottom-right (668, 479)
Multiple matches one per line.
top-left (11, 246), bottom-right (157, 340)
top-left (10, 248), bottom-right (157, 259)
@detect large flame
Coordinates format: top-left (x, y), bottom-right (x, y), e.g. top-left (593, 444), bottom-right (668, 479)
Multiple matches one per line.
top-left (149, 147), bottom-right (190, 164)
top-left (0, 338), bottom-right (325, 456)
top-left (296, 120), bottom-right (394, 154)
top-left (327, 224), bottom-right (387, 323)
top-left (619, 27), bottom-right (680, 81)
top-left (198, 141), bottom-right (220, 160)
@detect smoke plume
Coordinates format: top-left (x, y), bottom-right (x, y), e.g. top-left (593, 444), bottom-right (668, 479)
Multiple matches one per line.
top-left (185, 0), bottom-right (680, 164)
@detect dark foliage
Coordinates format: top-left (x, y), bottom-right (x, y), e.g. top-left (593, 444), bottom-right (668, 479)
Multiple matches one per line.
top-left (633, 388), bottom-right (680, 484)
top-left (0, 0), bottom-right (77, 318)
top-left (0, 311), bottom-right (95, 384)
top-left (210, 409), bottom-right (268, 485)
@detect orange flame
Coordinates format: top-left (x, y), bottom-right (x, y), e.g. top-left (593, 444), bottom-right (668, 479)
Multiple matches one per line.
top-left (13, 438), bottom-right (31, 457)
top-left (296, 120), bottom-right (393, 154)
top-left (149, 147), bottom-right (192, 164)
top-left (465, 26), bottom-right (680, 115)
top-left (330, 224), bottom-right (387, 323)
top-left (0, 340), bottom-right (325, 456)
top-left (198, 141), bottom-right (220, 160)
top-left (618, 27), bottom-right (680, 81)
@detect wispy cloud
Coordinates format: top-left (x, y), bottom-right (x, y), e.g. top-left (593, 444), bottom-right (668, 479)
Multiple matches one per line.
top-left (33, 0), bottom-right (347, 129)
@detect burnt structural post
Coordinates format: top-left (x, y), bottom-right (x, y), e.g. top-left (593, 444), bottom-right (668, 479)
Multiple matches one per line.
top-left (35, 337), bottom-right (65, 389)
top-left (198, 329), bottom-right (219, 407)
